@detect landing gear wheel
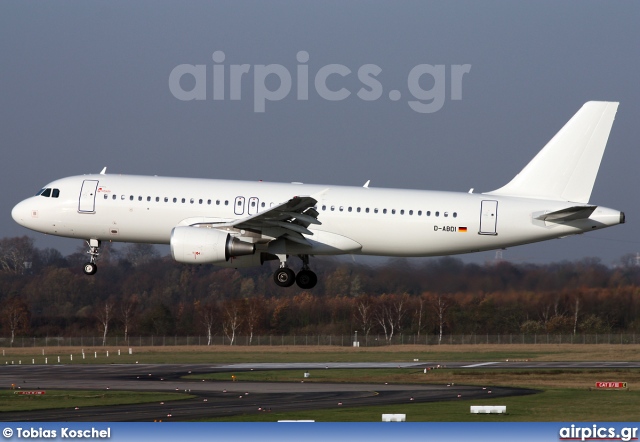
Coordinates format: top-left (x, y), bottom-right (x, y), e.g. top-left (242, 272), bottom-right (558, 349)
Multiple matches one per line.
top-left (296, 269), bottom-right (317, 289)
top-left (83, 262), bottom-right (97, 275)
top-left (274, 268), bottom-right (296, 287)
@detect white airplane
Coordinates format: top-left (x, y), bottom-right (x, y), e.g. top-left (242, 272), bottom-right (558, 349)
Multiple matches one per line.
top-left (12, 101), bottom-right (624, 289)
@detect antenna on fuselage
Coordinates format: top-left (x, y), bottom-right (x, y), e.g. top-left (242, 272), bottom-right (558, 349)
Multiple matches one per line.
top-left (99, 167), bottom-right (107, 175)
top-left (363, 180), bottom-right (371, 188)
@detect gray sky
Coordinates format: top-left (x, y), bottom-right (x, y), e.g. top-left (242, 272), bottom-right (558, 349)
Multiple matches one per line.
top-left (1, 1), bottom-right (639, 265)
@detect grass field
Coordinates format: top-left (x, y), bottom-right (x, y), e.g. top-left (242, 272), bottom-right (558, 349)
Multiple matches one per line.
top-left (1, 343), bottom-right (639, 364)
top-left (1, 344), bottom-right (638, 421)
top-left (0, 390), bottom-right (193, 413)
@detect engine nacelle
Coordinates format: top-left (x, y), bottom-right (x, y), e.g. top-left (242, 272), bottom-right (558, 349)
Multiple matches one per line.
top-left (170, 226), bottom-right (255, 264)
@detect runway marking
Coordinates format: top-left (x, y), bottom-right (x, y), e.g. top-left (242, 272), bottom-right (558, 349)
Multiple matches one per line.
top-left (463, 362), bottom-right (500, 368)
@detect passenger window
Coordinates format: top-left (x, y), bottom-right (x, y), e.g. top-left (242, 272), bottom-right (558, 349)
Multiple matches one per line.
top-left (173, 198), bottom-right (177, 203)
top-left (418, 210), bottom-right (422, 216)
top-left (104, 194), bottom-right (108, 200)
top-left (164, 197), bottom-right (168, 202)
top-left (207, 199), bottom-right (211, 205)
top-left (374, 208), bottom-right (378, 213)
top-left (357, 207), bottom-right (361, 213)
top-left (409, 210), bottom-right (413, 215)
top-left (156, 197), bottom-right (160, 202)
top-left (435, 211), bottom-right (440, 217)
top-left (216, 200), bottom-right (220, 205)
top-left (190, 198), bottom-right (194, 204)
top-left (383, 209), bottom-right (387, 214)
top-left (121, 195), bottom-right (126, 200)
top-left (348, 207), bottom-right (352, 212)
top-left (322, 205), bottom-right (326, 211)
top-left (392, 209), bottom-right (396, 215)
top-left (181, 198), bottom-right (186, 203)
top-left (199, 199), bottom-right (203, 204)
top-left (112, 195), bottom-right (117, 200)
top-left (261, 202), bottom-right (266, 208)
top-left (225, 200), bottom-right (229, 206)
top-left (426, 211), bottom-right (431, 216)
top-left (339, 206), bottom-right (344, 212)
top-left (138, 196), bottom-right (142, 201)
top-left (365, 208), bottom-right (370, 213)
top-left (331, 206), bottom-right (335, 211)
top-left (444, 212), bottom-right (448, 217)
top-left (453, 212), bottom-right (457, 218)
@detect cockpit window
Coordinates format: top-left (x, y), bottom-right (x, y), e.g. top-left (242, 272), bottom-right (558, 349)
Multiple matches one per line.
top-left (36, 187), bottom-right (60, 197)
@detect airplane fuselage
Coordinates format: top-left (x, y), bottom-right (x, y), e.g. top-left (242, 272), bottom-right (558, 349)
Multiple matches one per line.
top-left (12, 174), bottom-right (623, 258)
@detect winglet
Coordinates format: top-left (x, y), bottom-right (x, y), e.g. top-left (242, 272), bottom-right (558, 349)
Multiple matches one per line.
top-left (99, 167), bottom-right (107, 175)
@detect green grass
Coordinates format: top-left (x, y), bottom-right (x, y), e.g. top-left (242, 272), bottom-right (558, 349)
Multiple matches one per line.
top-left (0, 390), bottom-right (194, 413)
top-left (0, 350), bottom-right (556, 365)
top-left (202, 389), bottom-right (640, 422)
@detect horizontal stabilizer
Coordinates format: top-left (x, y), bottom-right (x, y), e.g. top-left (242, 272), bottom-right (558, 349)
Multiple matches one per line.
top-left (535, 206), bottom-right (597, 222)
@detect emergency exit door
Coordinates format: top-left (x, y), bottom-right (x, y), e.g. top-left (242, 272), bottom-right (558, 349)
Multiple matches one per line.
top-left (479, 200), bottom-right (498, 235)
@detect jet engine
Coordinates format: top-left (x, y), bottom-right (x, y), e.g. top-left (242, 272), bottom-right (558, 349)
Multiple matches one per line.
top-left (170, 226), bottom-right (255, 264)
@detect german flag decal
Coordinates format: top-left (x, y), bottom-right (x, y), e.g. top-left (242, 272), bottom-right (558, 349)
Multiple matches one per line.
top-left (459, 227), bottom-right (468, 232)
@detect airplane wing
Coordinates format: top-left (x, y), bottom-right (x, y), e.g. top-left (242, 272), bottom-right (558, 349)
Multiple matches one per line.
top-left (192, 196), bottom-right (321, 246)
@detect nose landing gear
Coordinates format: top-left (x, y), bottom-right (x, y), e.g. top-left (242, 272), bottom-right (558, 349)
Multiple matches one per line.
top-left (82, 239), bottom-right (100, 275)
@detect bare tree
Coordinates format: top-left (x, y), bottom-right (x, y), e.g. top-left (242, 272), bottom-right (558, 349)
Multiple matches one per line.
top-left (243, 297), bottom-right (264, 345)
top-left (95, 300), bottom-right (114, 346)
top-left (119, 294), bottom-right (140, 342)
top-left (353, 295), bottom-right (375, 339)
top-left (1, 296), bottom-right (30, 346)
top-left (195, 300), bottom-right (218, 345)
top-left (373, 296), bottom-right (391, 342)
top-left (222, 299), bottom-right (243, 346)
top-left (573, 296), bottom-right (580, 336)
top-left (0, 236), bottom-right (35, 274)
top-left (413, 294), bottom-right (429, 339)
top-left (428, 293), bottom-right (451, 344)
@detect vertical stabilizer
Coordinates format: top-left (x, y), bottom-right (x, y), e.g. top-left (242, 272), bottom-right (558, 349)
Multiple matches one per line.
top-left (487, 101), bottom-right (618, 203)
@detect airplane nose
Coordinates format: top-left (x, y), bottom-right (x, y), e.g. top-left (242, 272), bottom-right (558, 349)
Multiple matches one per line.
top-left (11, 199), bottom-right (31, 227)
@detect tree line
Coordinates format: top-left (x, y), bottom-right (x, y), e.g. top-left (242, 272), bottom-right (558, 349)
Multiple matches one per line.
top-left (1, 235), bottom-right (639, 344)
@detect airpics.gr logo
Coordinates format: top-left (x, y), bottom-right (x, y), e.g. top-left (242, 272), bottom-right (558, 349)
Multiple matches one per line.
top-left (169, 51), bottom-right (471, 113)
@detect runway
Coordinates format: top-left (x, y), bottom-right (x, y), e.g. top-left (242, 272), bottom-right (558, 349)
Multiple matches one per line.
top-left (0, 360), bottom-right (631, 421)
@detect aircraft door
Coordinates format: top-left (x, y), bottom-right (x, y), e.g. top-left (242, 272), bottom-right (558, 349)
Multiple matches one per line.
top-left (479, 200), bottom-right (498, 235)
top-left (248, 197), bottom-right (259, 215)
top-left (78, 180), bottom-right (99, 213)
top-left (234, 196), bottom-right (246, 215)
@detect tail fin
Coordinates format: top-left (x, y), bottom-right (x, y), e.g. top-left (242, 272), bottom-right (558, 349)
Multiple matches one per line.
top-left (487, 101), bottom-right (618, 203)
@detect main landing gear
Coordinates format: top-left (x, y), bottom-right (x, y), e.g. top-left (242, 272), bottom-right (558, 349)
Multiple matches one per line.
top-left (82, 239), bottom-right (100, 275)
top-left (273, 254), bottom-right (317, 289)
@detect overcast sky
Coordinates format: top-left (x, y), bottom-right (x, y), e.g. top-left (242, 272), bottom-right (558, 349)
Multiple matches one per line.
top-left (1, 1), bottom-right (638, 265)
